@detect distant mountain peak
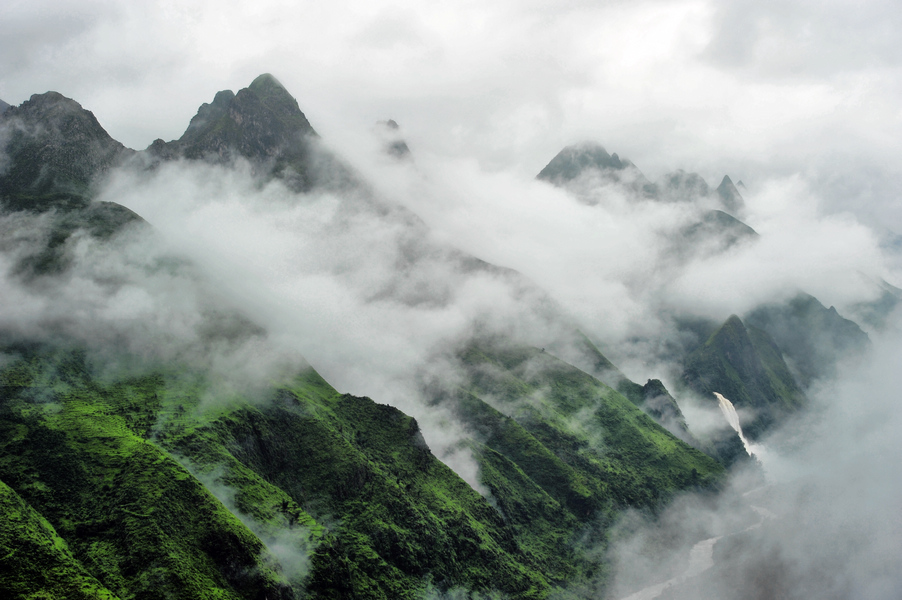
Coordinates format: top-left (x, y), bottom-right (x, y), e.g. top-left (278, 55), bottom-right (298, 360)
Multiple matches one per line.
top-left (717, 174), bottom-right (744, 214)
top-left (0, 99), bottom-right (9, 114)
top-left (376, 119), bottom-right (411, 159)
top-left (537, 142), bottom-right (629, 183)
top-left (146, 73), bottom-right (331, 189)
top-left (659, 169), bottom-right (711, 202)
top-left (0, 90), bottom-right (128, 212)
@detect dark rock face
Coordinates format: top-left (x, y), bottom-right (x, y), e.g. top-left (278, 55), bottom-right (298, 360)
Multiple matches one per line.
top-left (147, 73), bottom-right (340, 191)
top-left (0, 99), bottom-right (9, 114)
top-left (0, 92), bottom-right (131, 212)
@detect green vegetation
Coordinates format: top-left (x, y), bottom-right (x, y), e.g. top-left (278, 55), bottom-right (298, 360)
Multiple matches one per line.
top-left (456, 343), bottom-right (723, 513)
top-left (0, 335), bottom-right (725, 599)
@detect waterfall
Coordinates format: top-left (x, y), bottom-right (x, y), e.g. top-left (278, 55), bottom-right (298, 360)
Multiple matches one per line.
top-left (714, 392), bottom-right (754, 457)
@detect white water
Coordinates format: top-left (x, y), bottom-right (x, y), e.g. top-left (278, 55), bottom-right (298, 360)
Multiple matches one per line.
top-left (714, 392), bottom-right (756, 457)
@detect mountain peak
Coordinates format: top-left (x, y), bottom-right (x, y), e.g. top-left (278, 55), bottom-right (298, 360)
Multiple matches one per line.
top-left (376, 119), bottom-right (411, 159)
top-left (0, 91), bottom-right (128, 212)
top-left (248, 73), bottom-right (286, 94)
top-left (537, 142), bottom-right (626, 183)
top-left (717, 174), bottom-right (744, 214)
top-left (148, 74), bottom-right (320, 184)
top-left (659, 169), bottom-right (710, 201)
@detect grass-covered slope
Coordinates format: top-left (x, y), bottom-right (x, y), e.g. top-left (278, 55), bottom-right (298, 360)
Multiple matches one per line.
top-left (4, 344), bottom-right (649, 599)
top-left (452, 342), bottom-right (723, 522)
top-left (0, 478), bottom-right (120, 600)
top-left (0, 349), bottom-right (295, 600)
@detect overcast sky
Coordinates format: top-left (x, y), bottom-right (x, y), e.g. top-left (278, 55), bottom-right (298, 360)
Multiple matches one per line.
top-left (2, 0), bottom-right (901, 227)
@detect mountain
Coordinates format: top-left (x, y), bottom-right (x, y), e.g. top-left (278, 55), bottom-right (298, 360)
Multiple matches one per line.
top-left (0, 76), bottom-right (732, 599)
top-left (536, 143), bottom-right (747, 217)
top-left (0, 92), bottom-right (132, 213)
top-left (536, 142), bottom-right (657, 198)
top-left (147, 73), bottom-right (355, 192)
top-left (0, 99), bottom-right (9, 114)
top-left (658, 169), bottom-right (711, 202)
top-left (716, 175), bottom-right (744, 214)
top-left (745, 293), bottom-right (870, 388)
top-left (674, 209), bottom-right (758, 258)
top-left (681, 315), bottom-right (806, 444)
top-left (0, 92), bottom-right (143, 275)
top-left (376, 119), bottom-right (412, 159)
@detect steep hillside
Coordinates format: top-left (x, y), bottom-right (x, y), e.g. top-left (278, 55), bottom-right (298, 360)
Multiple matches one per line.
top-left (453, 341), bottom-right (723, 513)
top-left (681, 315), bottom-right (806, 442)
top-left (0, 346), bottom-right (583, 598)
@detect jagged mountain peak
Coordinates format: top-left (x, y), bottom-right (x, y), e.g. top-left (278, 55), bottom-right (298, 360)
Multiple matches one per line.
top-left (146, 73), bottom-right (334, 190)
top-left (0, 90), bottom-right (129, 213)
top-left (5, 92), bottom-right (112, 140)
top-left (158, 73), bottom-right (318, 155)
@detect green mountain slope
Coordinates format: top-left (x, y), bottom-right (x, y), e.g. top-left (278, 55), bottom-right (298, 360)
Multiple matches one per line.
top-left (3, 343), bottom-right (660, 599)
top-left (0, 478), bottom-right (120, 600)
top-left (452, 342), bottom-right (723, 516)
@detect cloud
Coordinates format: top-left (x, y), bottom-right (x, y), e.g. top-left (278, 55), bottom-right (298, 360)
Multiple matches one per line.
top-left (339, 137), bottom-right (893, 381)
